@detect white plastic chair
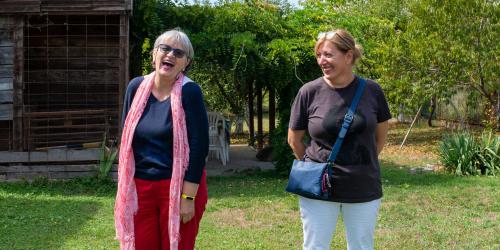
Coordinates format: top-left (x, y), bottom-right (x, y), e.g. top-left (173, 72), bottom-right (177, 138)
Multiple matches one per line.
top-left (207, 112), bottom-right (229, 165)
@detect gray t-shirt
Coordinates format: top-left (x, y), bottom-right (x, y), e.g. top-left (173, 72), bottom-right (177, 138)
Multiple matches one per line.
top-left (289, 76), bottom-right (391, 202)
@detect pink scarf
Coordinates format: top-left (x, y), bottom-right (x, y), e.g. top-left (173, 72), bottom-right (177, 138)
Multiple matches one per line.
top-left (115, 71), bottom-right (190, 250)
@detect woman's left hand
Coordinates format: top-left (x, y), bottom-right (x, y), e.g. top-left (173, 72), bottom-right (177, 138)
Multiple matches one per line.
top-left (180, 198), bottom-right (195, 223)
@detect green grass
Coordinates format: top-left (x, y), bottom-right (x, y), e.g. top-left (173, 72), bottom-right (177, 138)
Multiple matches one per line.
top-left (1, 125), bottom-right (499, 249)
top-left (0, 178), bottom-right (117, 249)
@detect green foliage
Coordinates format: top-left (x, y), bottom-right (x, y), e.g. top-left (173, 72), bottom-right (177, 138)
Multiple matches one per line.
top-left (129, 0), bottom-right (499, 120)
top-left (270, 122), bottom-right (294, 175)
top-left (478, 131), bottom-right (500, 176)
top-left (141, 38), bottom-right (153, 75)
top-left (380, 0), bottom-right (499, 123)
top-left (127, 0), bottom-right (499, 177)
top-left (129, 0), bottom-right (172, 77)
top-left (97, 134), bottom-right (118, 181)
top-left (440, 132), bottom-right (481, 175)
top-left (440, 131), bottom-right (499, 176)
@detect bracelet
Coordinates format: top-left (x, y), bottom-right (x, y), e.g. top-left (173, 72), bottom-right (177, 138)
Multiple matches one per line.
top-left (181, 193), bottom-right (195, 201)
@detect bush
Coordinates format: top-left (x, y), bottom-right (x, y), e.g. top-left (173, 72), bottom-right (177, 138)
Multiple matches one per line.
top-left (97, 133), bottom-right (118, 181)
top-left (440, 131), bottom-right (499, 176)
top-left (270, 123), bottom-right (295, 176)
top-left (478, 131), bottom-right (500, 175)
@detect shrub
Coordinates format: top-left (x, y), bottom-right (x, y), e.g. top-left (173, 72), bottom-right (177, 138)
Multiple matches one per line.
top-left (270, 123), bottom-right (295, 176)
top-left (440, 131), bottom-right (499, 176)
top-left (478, 131), bottom-right (500, 176)
top-left (97, 134), bottom-right (118, 181)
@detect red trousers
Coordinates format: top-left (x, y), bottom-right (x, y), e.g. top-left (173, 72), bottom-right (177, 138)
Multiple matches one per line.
top-left (133, 171), bottom-right (208, 250)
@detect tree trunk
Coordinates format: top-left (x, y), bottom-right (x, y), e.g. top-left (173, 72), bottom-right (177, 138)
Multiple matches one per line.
top-left (269, 87), bottom-right (275, 133)
top-left (257, 84), bottom-right (263, 150)
top-left (214, 78), bottom-right (239, 116)
top-left (474, 16), bottom-right (499, 128)
top-left (235, 116), bottom-right (244, 135)
top-left (427, 96), bottom-right (436, 127)
top-left (247, 80), bottom-right (254, 146)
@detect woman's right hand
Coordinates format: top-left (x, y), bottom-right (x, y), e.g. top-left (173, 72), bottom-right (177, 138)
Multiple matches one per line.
top-left (180, 198), bottom-right (195, 223)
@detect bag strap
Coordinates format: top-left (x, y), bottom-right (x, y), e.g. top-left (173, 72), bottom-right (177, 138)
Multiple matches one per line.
top-left (327, 77), bottom-right (366, 163)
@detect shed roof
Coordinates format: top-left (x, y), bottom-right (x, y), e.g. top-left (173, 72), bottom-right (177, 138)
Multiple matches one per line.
top-left (0, 0), bottom-right (133, 14)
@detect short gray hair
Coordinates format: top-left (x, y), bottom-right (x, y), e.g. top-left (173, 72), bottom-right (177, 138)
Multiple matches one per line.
top-left (153, 28), bottom-right (194, 60)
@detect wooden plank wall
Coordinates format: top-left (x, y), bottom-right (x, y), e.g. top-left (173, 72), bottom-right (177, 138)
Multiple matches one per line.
top-left (0, 16), bottom-right (14, 121)
top-left (0, 0), bottom-right (133, 13)
top-left (41, 0), bottom-right (131, 12)
top-left (0, 147), bottom-right (116, 182)
top-left (118, 14), bottom-right (129, 132)
top-left (13, 16), bottom-right (24, 151)
top-left (23, 14), bottom-right (123, 150)
top-left (0, 164), bottom-right (118, 181)
top-left (0, 1), bottom-right (41, 13)
top-left (0, 148), bottom-right (100, 163)
top-left (0, 16), bottom-right (15, 150)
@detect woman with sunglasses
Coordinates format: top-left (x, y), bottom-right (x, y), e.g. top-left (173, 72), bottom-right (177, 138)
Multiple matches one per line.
top-left (115, 28), bottom-right (209, 250)
top-left (288, 29), bottom-right (391, 250)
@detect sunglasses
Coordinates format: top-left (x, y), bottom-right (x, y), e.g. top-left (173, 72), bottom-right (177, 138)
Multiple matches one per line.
top-left (317, 32), bottom-right (354, 50)
top-left (158, 44), bottom-right (187, 58)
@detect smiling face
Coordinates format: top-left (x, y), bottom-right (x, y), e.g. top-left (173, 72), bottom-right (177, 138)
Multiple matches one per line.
top-left (316, 41), bottom-right (353, 84)
top-left (152, 39), bottom-right (190, 82)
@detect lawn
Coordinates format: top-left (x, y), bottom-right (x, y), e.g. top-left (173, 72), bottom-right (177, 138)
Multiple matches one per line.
top-left (0, 124), bottom-right (499, 249)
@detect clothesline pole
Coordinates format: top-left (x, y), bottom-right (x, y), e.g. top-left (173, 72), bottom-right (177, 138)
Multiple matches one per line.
top-left (400, 104), bottom-right (423, 149)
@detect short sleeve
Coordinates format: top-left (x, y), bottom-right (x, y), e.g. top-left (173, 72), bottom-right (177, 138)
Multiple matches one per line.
top-left (374, 84), bottom-right (392, 123)
top-left (289, 87), bottom-right (309, 130)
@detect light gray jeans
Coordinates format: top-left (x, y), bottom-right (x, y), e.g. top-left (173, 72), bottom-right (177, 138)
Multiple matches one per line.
top-left (299, 197), bottom-right (381, 250)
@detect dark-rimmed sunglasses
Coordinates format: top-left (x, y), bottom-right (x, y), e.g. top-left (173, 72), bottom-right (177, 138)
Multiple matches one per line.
top-left (158, 44), bottom-right (187, 58)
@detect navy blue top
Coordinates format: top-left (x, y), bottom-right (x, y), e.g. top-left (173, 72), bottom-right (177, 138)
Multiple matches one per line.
top-left (122, 76), bottom-right (209, 183)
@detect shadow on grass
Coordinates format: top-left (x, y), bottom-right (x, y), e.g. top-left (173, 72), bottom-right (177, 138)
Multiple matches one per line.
top-left (0, 176), bottom-right (116, 198)
top-left (0, 196), bottom-right (99, 249)
top-left (207, 161), bottom-right (494, 199)
top-left (207, 169), bottom-right (290, 199)
top-left (380, 159), bottom-right (482, 188)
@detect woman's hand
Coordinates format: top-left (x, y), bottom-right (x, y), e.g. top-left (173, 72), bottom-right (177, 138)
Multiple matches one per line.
top-left (180, 198), bottom-right (195, 223)
top-left (180, 181), bottom-right (199, 223)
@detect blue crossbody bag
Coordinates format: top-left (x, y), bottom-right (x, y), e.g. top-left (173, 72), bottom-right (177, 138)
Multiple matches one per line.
top-left (285, 78), bottom-right (366, 200)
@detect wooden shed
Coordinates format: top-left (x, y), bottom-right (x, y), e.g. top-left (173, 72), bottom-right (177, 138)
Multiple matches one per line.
top-left (0, 1), bottom-right (132, 177)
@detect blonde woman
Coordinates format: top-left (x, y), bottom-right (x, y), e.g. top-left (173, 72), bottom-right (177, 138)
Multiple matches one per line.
top-left (288, 29), bottom-right (391, 250)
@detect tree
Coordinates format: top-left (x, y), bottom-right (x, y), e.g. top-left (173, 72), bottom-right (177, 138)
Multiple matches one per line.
top-left (377, 0), bottom-right (499, 127)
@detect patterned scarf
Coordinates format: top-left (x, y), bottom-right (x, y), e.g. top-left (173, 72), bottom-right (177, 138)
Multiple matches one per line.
top-left (114, 71), bottom-right (190, 250)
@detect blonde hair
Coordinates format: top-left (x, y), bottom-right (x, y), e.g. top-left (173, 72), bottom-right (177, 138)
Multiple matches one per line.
top-left (314, 29), bottom-right (363, 64)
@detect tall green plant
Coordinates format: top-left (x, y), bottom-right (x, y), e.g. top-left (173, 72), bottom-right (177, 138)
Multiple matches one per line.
top-left (97, 134), bottom-right (118, 181)
top-left (440, 131), bottom-right (499, 176)
top-left (478, 131), bottom-right (500, 176)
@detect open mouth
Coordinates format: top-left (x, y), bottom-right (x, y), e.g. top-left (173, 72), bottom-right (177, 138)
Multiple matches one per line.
top-left (322, 66), bottom-right (333, 72)
top-left (162, 61), bottom-right (174, 67)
